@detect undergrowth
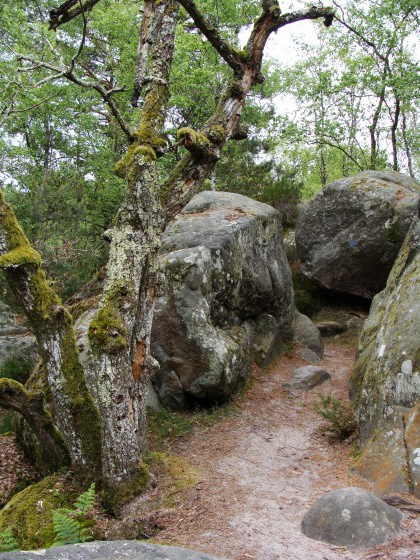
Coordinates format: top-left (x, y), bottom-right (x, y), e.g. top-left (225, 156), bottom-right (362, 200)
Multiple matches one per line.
top-left (313, 394), bottom-right (358, 440)
top-left (0, 527), bottom-right (19, 553)
top-left (52, 482), bottom-right (96, 547)
top-left (0, 482), bottom-right (96, 553)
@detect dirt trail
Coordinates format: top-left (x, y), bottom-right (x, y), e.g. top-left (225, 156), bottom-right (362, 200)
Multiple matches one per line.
top-left (149, 342), bottom-right (419, 560)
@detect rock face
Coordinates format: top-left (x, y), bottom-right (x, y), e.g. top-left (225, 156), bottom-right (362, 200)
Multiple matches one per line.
top-left (351, 217), bottom-right (420, 440)
top-left (295, 170), bottom-right (420, 298)
top-left (301, 487), bottom-right (403, 551)
top-left (0, 301), bottom-right (37, 372)
top-left (0, 541), bottom-right (226, 560)
top-left (150, 191), bottom-right (294, 409)
top-left (350, 218), bottom-right (420, 496)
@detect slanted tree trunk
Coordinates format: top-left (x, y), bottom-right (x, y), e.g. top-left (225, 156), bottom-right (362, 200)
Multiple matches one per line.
top-left (0, 0), bottom-right (337, 514)
top-left (0, 191), bottom-right (101, 483)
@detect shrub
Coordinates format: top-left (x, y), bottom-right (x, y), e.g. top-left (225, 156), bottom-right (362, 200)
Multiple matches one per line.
top-left (313, 394), bottom-right (358, 440)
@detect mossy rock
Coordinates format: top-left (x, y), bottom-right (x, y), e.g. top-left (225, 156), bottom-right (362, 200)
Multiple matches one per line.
top-left (0, 474), bottom-right (80, 550)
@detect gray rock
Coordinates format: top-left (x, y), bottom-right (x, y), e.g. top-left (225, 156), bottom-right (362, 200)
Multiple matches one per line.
top-left (294, 311), bottom-right (323, 358)
top-left (295, 170), bottom-right (420, 298)
top-left (283, 230), bottom-right (297, 262)
top-left (283, 365), bottom-right (331, 390)
top-left (296, 347), bottom-right (321, 364)
top-left (315, 320), bottom-right (346, 337)
top-left (0, 541), bottom-right (227, 560)
top-left (404, 402), bottom-right (420, 497)
top-left (151, 191), bottom-right (294, 409)
top-left (350, 218), bottom-right (420, 444)
top-left (302, 487), bottom-right (403, 550)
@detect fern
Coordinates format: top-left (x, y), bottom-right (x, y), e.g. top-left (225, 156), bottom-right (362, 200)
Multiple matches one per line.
top-left (73, 482), bottom-right (96, 515)
top-left (52, 483), bottom-right (95, 547)
top-left (0, 527), bottom-right (19, 552)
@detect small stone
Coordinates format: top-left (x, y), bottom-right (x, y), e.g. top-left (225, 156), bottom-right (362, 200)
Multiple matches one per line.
top-left (297, 347), bottom-right (321, 364)
top-left (283, 365), bottom-right (331, 390)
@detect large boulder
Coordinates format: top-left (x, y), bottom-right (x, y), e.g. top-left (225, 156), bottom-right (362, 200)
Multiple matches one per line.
top-left (150, 191), bottom-right (294, 409)
top-left (295, 170), bottom-right (420, 298)
top-left (350, 217), bottom-right (420, 496)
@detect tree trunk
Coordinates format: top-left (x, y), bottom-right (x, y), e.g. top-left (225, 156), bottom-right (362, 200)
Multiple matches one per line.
top-left (391, 94), bottom-right (400, 171)
top-left (0, 191), bottom-right (102, 483)
top-left (85, 0), bottom-right (179, 512)
top-left (401, 109), bottom-right (414, 178)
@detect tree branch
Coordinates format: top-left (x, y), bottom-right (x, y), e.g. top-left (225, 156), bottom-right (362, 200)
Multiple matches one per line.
top-left (0, 377), bottom-right (70, 474)
top-left (177, 0), bottom-right (247, 75)
top-left (14, 52), bottom-right (134, 140)
top-left (49, 0), bottom-right (102, 30)
top-left (247, 4), bottom-right (337, 70)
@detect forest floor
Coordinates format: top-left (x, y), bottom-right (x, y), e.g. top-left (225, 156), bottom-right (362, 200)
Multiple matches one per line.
top-left (1, 312), bottom-right (419, 559)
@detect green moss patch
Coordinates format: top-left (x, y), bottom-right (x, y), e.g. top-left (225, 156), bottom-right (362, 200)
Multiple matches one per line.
top-left (88, 303), bottom-right (128, 354)
top-left (101, 462), bottom-right (149, 515)
top-left (0, 474), bottom-right (82, 550)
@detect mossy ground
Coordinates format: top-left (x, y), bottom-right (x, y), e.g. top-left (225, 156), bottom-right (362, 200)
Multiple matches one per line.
top-left (0, 474), bottom-right (89, 550)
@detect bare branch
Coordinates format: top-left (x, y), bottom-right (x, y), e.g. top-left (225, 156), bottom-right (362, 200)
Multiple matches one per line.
top-left (177, 0), bottom-right (246, 75)
top-left (49, 0), bottom-right (102, 30)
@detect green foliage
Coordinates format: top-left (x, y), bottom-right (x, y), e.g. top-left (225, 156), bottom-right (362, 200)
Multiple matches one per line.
top-left (0, 527), bottom-right (19, 553)
top-left (273, 0), bottom-right (419, 185)
top-left (0, 412), bottom-right (15, 435)
top-left (0, 356), bottom-right (32, 384)
top-left (313, 394), bottom-right (358, 440)
top-left (52, 483), bottom-right (96, 547)
top-left (147, 407), bottom-right (193, 444)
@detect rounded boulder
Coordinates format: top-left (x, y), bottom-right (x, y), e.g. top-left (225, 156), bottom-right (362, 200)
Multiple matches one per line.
top-left (302, 487), bottom-right (403, 550)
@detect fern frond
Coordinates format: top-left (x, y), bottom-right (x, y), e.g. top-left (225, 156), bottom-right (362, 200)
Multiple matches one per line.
top-left (73, 482), bottom-right (96, 515)
top-left (52, 510), bottom-right (83, 547)
top-left (0, 527), bottom-right (19, 552)
top-left (52, 483), bottom-right (96, 547)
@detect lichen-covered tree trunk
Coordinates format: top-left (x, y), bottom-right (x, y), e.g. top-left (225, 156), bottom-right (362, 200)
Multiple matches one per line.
top-left (0, 191), bottom-right (101, 482)
top-left (85, 0), bottom-right (179, 511)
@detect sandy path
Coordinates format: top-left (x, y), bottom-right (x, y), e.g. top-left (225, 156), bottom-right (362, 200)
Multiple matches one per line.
top-left (152, 343), bottom-right (419, 560)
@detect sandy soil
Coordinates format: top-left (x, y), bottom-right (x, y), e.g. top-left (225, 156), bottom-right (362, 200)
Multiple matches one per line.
top-left (143, 342), bottom-right (420, 560)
